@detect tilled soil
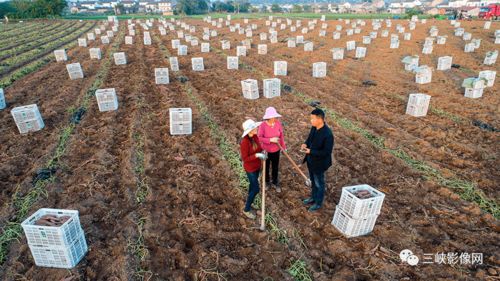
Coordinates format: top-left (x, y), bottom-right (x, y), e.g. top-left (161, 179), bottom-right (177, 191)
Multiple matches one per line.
top-left (0, 19), bottom-right (498, 281)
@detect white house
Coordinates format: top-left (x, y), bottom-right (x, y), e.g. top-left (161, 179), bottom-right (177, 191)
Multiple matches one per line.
top-left (449, 0), bottom-right (469, 8)
top-left (158, 1), bottom-right (173, 13)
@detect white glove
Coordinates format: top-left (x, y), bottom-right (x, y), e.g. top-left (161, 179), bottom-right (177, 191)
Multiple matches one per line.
top-left (256, 153), bottom-right (267, 160)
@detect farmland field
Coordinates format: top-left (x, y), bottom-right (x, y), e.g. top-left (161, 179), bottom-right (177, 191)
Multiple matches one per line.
top-left (0, 16), bottom-right (499, 281)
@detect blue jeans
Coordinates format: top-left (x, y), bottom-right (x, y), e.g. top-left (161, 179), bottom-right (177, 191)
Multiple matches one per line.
top-left (244, 170), bottom-right (260, 212)
top-left (308, 170), bottom-right (325, 206)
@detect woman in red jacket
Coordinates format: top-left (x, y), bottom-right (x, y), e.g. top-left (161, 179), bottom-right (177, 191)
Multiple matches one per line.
top-left (240, 119), bottom-right (267, 219)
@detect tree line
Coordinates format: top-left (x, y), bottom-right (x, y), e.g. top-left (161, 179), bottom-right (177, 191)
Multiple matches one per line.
top-left (1, 0), bottom-right (67, 19)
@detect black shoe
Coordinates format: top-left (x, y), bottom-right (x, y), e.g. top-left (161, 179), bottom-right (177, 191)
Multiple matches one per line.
top-left (302, 198), bottom-right (315, 205)
top-left (308, 204), bottom-right (321, 212)
top-left (274, 183), bottom-right (281, 193)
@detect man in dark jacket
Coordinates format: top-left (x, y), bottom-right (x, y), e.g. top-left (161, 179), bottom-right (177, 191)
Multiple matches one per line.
top-left (301, 108), bottom-right (334, 212)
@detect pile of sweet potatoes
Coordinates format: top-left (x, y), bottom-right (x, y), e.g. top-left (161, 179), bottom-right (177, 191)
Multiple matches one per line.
top-left (34, 215), bottom-right (71, 227)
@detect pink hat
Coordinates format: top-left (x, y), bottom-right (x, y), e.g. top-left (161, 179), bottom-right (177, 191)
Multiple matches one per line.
top-left (262, 107), bottom-right (282, 120)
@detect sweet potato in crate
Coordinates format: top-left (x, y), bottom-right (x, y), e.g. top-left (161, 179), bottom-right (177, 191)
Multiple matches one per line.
top-left (21, 208), bottom-right (84, 247)
top-left (337, 184), bottom-right (385, 219)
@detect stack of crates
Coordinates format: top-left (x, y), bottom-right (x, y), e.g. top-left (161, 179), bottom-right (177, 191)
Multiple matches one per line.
top-left (169, 108), bottom-right (192, 135)
top-left (462, 77), bottom-right (486, 99)
top-left (21, 208), bottom-right (87, 269)
top-left (415, 65), bottom-right (432, 84)
top-left (113, 52), bottom-right (127, 65)
top-left (89, 48), bottom-right (102, 60)
top-left (191, 57), bottom-right (204, 71)
top-left (274, 61), bottom-right (287, 76)
top-left (155, 68), bottom-right (170, 84)
top-left (227, 56), bottom-right (239, 70)
top-left (437, 56), bottom-right (452, 71)
top-left (241, 79), bottom-right (259, 100)
top-left (263, 78), bottom-right (281, 99)
top-left (66, 63), bottom-right (84, 80)
top-left (483, 50), bottom-right (498, 65)
top-left (406, 93), bottom-right (431, 117)
top-left (11, 104), bottom-right (45, 134)
top-left (95, 88), bottom-right (119, 112)
top-left (332, 184), bottom-right (385, 238)
top-left (312, 62), bottom-right (327, 78)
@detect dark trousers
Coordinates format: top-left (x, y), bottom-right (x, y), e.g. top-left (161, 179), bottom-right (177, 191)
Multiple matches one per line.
top-left (265, 151), bottom-right (280, 185)
top-left (244, 170), bottom-right (260, 212)
top-left (308, 168), bottom-right (326, 206)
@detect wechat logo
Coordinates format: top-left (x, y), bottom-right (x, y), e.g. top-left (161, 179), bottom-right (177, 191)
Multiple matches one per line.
top-left (400, 249), bottom-right (419, 266)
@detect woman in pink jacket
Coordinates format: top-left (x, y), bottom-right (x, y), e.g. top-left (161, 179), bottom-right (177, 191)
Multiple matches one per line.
top-left (258, 107), bottom-right (287, 193)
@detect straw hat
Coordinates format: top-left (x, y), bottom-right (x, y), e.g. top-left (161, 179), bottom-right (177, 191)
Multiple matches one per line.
top-left (242, 119), bottom-right (262, 138)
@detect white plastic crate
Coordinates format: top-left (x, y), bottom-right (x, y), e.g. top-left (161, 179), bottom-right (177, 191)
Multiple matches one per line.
top-left (422, 46), bottom-right (433, 55)
top-left (236, 46), bottom-right (247, 57)
top-left (464, 87), bottom-right (484, 98)
top-left (155, 68), bottom-right (169, 84)
top-left (362, 36), bottom-right (371, 44)
top-left (221, 40), bottom-right (230, 50)
top-left (0, 88), bottom-right (5, 110)
top-left (87, 33), bottom-right (95, 41)
top-left (201, 42), bottom-right (210, 53)
top-left (296, 35), bottom-right (304, 44)
top-left (95, 88), bottom-right (118, 112)
top-left (106, 30), bottom-right (114, 38)
top-left (436, 36), bottom-right (446, 45)
top-left (478, 70), bottom-right (496, 87)
top-left (169, 57), bottom-right (179, 71)
top-left (346, 40), bottom-right (355, 51)
top-left (66, 63), bottom-right (84, 80)
top-left (169, 108), bottom-right (192, 123)
top-left (241, 79), bottom-right (259, 100)
top-left (258, 44), bottom-right (267, 55)
top-left (406, 93), bottom-right (431, 117)
top-left (390, 40), bottom-right (399, 49)
top-left (89, 48), bottom-right (101, 60)
top-left (274, 61), bottom-right (287, 76)
top-left (28, 232), bottom-right (87, 269)
top-left (178, 45), bottom-right (187, 56)
top-left (464, 43), bottom-right (475, 53)
top-left (101, 36), bottom-right (109, 45)
top-left (170, 122), bottom-right (192, 135)
top-left (54, 49), bottom-right (67, 62)
top-left (415, 66), bottom-right (432, 84)
top-left (437, 56), bottom-right (452, 71)
top-left (15, 118), bottom-right (44, 134)
top-left (171, 39), bottom-right (180, 49)
top-left (332, 48), bottom-right (344, 60)
top-left (125, 36), bottom-right (133, 45)
top-left (304, 41), bottom-right (313, 51)
top-left (78, 38), bottom-right (87, 47)
top-left (402, 55), bottom-right (419, 72)
top-left (355, 47), bottom-right (366, 59)
top-left (21, 208), bottom-right (83, 247)
top-left (312, 62), bottom-right (327, 78)
top-left (331, 208), bottom-right (378, 238)
top-left (114, 52), bottom-right (127, 65)
top-left (287, 39), bottom-right (296, 48)
top-left (337, 185), bottom-right (385, 219)
top-left (227, 56), bottom-right (238, 70)
top-left (483, 50), bottom-right (498, 65)
top-left (191, 57), bottom-right (204, 71)
top-left (263, 78), bottom-right (281, 99)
